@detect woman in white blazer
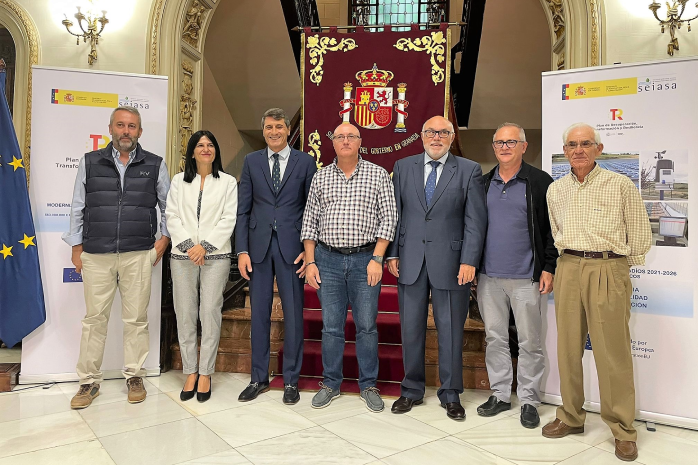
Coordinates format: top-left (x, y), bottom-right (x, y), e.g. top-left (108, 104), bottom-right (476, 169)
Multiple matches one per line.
top-left (166, 130), bottom-right (237, 402)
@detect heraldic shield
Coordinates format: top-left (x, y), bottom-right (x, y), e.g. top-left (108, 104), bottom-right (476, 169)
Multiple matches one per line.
top-left (355, 87), bottom-right (393, 129)
top-left (339, 63), bottom-right (410, 132)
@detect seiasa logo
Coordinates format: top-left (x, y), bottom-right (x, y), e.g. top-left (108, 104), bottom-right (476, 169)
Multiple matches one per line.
top-left (610, 109), bottom-right (623, 120)
top-left (88, 134), bottom-right (111, 151)
top-left (638, 77), bottom-right (677, 92)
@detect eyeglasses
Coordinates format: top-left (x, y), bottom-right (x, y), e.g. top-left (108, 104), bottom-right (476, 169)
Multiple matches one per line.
top-left (565, 140), bottom-right (597, 150)
top-left (492, 140), bottom-right (523, 149)
top-left (332, 134), bottom-right (360, 142)
top-left (422, 129), bottom-right (453, 139)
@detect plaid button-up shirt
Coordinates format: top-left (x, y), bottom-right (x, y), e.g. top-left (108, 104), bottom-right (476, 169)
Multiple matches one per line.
top-left (301, 157), bottom-right (397, 248)
top-left (547, 164), bottom-right (651, 266)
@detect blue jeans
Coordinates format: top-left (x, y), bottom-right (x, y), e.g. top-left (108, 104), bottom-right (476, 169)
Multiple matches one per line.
top-left (315, 245), bottom-right (381, 391)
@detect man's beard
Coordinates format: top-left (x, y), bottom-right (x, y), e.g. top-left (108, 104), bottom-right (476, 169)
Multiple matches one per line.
top-left (113, 135), bottom-right (138, 152)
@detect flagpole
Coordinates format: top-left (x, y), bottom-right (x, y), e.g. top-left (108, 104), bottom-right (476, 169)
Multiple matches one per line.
top-left (291, 22), bottom-right (465, 32)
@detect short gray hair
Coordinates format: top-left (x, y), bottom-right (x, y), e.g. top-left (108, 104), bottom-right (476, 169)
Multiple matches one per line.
top-left (421, 117), bottom-right (454, 133)
top-left (493, 122), bottom-right (526, 142)
top-left (261, 108), bottom-right (291, 129)
top-left (110, 106), bottom-right (142, 128)
top-left (562, 122), bottom-right (601, 145)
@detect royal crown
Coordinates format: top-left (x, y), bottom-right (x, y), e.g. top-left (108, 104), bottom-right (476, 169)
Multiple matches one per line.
top-left (356, 63), bottom-right (394, 88)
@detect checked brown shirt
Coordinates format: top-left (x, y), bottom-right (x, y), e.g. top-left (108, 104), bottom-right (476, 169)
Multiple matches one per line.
top-left (546, 164), bottom-right (652, 266)
top-left (301, 157), bottom-right (397, 248)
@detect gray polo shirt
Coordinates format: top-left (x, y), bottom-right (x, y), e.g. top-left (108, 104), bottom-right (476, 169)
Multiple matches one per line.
top-left (481, 166), bottom-right (534, 279)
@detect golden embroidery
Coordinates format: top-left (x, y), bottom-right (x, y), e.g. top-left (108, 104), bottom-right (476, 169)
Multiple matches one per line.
top-left (306, 35), bottom-right (358, 86)
top-left (308, 130), bottom-right (323, 169)
top-left (394, 31), bottom-right (447, 85)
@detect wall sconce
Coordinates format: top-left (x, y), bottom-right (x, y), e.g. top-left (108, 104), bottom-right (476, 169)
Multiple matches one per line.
top-left (649, 1), bottom-right (698, 56)
top-left (61, 3), bottom-right (109, 65)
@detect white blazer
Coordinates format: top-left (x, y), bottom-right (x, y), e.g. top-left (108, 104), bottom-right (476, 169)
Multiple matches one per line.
top-left (166, 171), bottom-right (238, 257)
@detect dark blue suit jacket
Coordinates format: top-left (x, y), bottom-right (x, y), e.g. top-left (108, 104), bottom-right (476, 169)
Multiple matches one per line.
top-left (387, 152), bottom-right (487, 290)
top-left (235, 148), bottom-right (317, 264)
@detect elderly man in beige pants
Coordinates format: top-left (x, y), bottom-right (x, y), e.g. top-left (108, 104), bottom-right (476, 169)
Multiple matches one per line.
top-left (543, 123), bottom-right (651, 462)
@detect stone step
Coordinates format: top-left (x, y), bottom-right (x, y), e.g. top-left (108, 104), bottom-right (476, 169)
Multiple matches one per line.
top-left (304, 284), bottom-right (399, 313)
top-left (171, 339), bottom-right (277, 374)
top-left (219, 306), bottom-right (485, 351)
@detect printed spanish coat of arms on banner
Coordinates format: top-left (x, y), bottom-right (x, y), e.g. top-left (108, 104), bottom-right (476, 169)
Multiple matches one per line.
top-left (301, 26), bottom-right (451, 172)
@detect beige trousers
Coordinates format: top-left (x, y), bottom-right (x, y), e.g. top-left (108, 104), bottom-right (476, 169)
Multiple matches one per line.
top-left (554, 253), bottom-right (637, 442)
top-left (76, 249), bottom-right (156, 385)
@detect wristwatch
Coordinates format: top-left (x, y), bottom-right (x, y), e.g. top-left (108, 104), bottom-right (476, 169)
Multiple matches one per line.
top-left (371, 255), bottom-right (384, 264)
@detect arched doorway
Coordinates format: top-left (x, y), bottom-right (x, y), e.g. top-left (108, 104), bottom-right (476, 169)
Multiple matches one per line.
top-left (146, 0), bottom-right (222, 176)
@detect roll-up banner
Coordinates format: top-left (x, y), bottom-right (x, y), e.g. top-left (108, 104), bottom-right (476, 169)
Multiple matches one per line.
top-left (22, 66), bottom-right (169, 383)
top-left (541, 58), bottom-right (698, 430)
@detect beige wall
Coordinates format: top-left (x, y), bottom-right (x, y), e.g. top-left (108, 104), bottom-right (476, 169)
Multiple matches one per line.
top-left (461, 128), bottom-right (542, 175)
top-left (13, 0), bottom-right (155, 73)
top-left (201, 57), bottom-right (264, 179)
top-left (604, 0), bottom-right (698, 64)
top-left (317, 0), bottom-right (341, 26)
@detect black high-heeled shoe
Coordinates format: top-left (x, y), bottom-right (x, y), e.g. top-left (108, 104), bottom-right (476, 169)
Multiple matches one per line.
top-left (180, 375), bottom-right (199, 401)
top-left (197, 376), bottom-right (212, 403)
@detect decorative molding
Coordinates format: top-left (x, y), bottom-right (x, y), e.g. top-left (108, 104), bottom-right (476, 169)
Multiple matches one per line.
top-left (182, 0), bottom-right (210, 50)
top-left (0, 0), bottom-right (40, 184)
top-left (589, 0), bottom-right (600, 66)
top-left (545, 0), bottom-right (565, 41)
top-left (179, 60), bottom-right (196, 172)
top-left (394, 31), bottom-right (448, 85)
top-left (149, 0), bottom-right (166, 75)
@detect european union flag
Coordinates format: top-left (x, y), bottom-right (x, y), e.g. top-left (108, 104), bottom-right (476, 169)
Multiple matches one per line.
top-left (0, 59), bottom-right (46, 347)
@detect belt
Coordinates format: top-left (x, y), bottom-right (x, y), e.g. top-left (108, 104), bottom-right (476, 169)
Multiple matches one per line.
top-left (563, 249), bottom-right (625, 259)
top-left (318, 241), bottom-right (375, 255)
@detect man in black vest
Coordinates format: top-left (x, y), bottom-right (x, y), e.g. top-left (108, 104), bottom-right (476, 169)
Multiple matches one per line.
top-left (62, 107), bottom-right (171, 409)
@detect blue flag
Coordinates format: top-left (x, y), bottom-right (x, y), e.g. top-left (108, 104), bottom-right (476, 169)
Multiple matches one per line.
top-left (0, 59), bottom-right (46, 347)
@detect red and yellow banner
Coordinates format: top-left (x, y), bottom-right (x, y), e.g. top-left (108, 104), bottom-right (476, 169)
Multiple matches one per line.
top-left (301, 27), bottom-right (451, 171)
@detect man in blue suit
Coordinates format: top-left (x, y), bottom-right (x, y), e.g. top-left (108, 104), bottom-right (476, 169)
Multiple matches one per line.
top-left (236, 108), bottom-right (317, 405)
top-left (387, 115), bottom-right (487, 420)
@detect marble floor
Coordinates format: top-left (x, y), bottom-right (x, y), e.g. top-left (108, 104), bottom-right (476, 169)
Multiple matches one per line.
top-left (1, 369), bottom-right (698, 465)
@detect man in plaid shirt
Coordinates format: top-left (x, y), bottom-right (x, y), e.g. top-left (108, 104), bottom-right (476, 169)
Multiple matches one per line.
top-left (543, 123), bottom-right (651, 462)
top-left (301, 123), bottom-right (397, 412)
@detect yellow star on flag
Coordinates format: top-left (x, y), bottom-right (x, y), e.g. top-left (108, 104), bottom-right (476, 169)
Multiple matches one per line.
top-left (19, 234), bottom-right (36, 249)
top-left (8, 156), bottom-right (24, 171)
top-left (0, 244), bottom-right (13, 260)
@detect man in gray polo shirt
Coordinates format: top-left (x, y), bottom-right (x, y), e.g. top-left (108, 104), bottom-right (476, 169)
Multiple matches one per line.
top-left (476, 122), bottom-right (557, 428)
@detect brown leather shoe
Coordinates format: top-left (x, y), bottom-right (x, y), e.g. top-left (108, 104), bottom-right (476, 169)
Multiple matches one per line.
top-left (615, 439), bottom-right (638, 462)
top-left (126, 377), bottom-right (147, 404)
top-left (541, 418), bottom-right (584, 438)
top-left (70, 383), bottom-right (100, 409)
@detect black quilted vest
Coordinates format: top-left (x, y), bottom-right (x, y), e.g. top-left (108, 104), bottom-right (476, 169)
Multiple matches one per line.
top-left (82, 143), bottom-right (162, 253)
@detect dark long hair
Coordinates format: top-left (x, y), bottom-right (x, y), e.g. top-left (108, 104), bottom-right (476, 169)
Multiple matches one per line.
top-left (183, 130), bottom-right (223, 183)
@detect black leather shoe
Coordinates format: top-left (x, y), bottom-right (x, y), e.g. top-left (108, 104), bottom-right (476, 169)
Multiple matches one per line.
top-left (391, 396), bottom-right (423, 414)
top-left (179, 375), bottom-right (199, 401)
top-left (477, 395), bottom-right (511, 417)
top-left (283, 384), bottom-right (300, 405)
top-left (238, 381), bottom-right (270, 402)
top-left (520, 404), bottom-right (540, 428)
top-left (441, 402), bottom-right (466, 420)
top-left (197, 377), bottom-right (211, 403)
